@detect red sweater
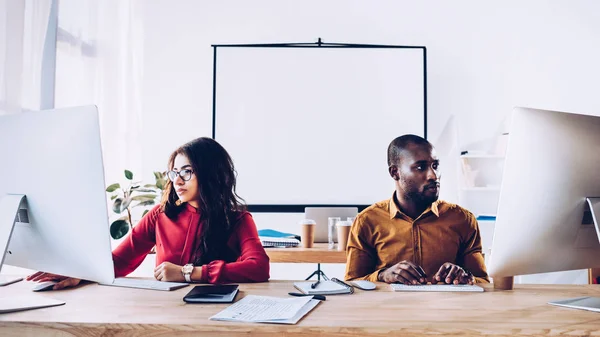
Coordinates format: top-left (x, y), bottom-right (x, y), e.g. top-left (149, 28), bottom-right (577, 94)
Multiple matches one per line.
top-left (112, 203), bottom-right (270, 283)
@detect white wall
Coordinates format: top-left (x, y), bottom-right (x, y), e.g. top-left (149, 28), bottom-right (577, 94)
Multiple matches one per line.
top-left (139, 0), bottom-right (600, 281)
top-left (141, 0), bottom-right (600, 171)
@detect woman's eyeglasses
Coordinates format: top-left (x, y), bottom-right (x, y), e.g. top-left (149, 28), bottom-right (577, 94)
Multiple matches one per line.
top-left (166, 169), bottom-right (194, 182)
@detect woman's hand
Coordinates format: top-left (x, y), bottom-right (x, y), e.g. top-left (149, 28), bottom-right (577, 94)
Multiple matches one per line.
top-left (153, 262), bottom-right (185, 282)
top-left (26, 271), bottom-right (82, 290)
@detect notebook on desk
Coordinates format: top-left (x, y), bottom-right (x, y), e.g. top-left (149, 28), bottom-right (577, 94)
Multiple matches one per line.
top-left (183, 285), bottom-right (239, 303)
top-left (259, 236), bottom-right (300, 248)
top-left (293, 279), bottom-right (354, 295)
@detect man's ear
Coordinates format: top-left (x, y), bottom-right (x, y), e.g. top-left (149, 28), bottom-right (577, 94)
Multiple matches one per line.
top-left (389, 165), bottom-right (400, 180)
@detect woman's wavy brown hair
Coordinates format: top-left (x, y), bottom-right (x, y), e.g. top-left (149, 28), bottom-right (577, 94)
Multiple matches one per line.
top-left (160, 137), bottom-right (246, 265)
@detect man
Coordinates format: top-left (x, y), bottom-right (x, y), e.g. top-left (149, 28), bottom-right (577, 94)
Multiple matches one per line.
top-left (345, 134), bottom-right (489, 284)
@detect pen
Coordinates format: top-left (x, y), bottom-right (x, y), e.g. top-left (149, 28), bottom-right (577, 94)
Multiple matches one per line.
top-left (310, 280), bottom-right (320, 289)
top-left (288, 292), bottom-right (326, 301)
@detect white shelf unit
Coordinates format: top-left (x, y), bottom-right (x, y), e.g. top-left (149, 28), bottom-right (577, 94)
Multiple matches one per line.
top-left (458, 154), bottom-right (505, 265)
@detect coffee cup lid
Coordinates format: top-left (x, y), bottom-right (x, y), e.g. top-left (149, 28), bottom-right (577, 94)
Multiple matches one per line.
top-left (336, 220), bottom-right (352, 226)
top-left (299, 219), bottom-right (316, 225)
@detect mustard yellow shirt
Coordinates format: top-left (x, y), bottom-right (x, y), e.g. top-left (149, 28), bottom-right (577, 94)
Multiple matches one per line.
top-left (345, 193), bottom-right (489, 283)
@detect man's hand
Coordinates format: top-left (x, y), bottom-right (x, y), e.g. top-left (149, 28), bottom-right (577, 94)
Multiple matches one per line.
top-left (26, 272), bottom-right (82, 290)
top-left (432, 262), bottom-right (474, 285)
top-left (378, 260), bottom-right (427, 284)
top-left (153, 262), bottom-right (185, 282)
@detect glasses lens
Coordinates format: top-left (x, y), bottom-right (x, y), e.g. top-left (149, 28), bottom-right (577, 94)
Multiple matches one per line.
top-left (167, 170), bottom-right (177, 182)
top-left (182, 169), bottom-right (192, 181)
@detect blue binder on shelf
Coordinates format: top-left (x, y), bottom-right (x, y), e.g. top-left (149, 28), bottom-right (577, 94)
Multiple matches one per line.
top-left (258, 229), bottom-right (301, 248)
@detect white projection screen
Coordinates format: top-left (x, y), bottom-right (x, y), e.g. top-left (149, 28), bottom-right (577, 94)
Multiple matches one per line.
top-left (213, 44), bottom-right (426, 208)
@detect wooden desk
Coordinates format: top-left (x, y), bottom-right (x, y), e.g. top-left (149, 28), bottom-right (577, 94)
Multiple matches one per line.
top-left (264, 243), bottom-right (347, 263)
top-left (1, 278), bottom-right (599, 336)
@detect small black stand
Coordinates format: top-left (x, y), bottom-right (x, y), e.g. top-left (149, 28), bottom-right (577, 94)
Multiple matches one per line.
top-left (305, 263), bottom-right (329, 281)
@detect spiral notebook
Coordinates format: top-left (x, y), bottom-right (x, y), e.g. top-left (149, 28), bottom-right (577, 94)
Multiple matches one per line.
top-left (259, 236), bottom-right (300, 248)
top-left (293, 278), bottom-right (354, 295)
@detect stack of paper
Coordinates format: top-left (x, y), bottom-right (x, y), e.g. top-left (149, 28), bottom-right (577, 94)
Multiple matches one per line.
top-left (210, 295), bottom-right (320, 324)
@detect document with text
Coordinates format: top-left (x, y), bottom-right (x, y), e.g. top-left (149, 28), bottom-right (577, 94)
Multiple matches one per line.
top-left (209, 295), bottom-right (320, 324)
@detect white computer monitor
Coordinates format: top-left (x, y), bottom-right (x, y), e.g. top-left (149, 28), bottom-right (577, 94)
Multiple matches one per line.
top-left (0, 106), bottom-right (115, 284)
top-left (488, 107), bottom-right (600, 277)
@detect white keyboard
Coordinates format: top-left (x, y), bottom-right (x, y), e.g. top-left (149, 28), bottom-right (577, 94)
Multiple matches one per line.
top-left (391, 283), bottom-right (484, 292)
top-left (101, 278), bottom-right (189, 291)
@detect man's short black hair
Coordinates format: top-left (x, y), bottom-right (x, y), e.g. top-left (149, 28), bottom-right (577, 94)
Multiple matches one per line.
top-left (387, 134), bottom-right (431, 167)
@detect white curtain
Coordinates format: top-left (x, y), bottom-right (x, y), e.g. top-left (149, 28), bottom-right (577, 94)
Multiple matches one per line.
top-left (54, 0), bottom-right (144, 185)
top-left (0, 0), bottom-right (52, 114)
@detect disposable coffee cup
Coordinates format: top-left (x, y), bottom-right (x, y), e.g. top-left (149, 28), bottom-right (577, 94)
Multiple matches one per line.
top-left (299, 219), bottom-right (316, 248)
top-left (336, 220), bottom-right (352, 252)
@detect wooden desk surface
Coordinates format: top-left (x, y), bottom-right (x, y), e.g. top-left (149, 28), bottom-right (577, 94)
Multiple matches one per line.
top-left (1, 278), bottom-right (600, 336)
top-left (265, 243), bottom-right (347, 263)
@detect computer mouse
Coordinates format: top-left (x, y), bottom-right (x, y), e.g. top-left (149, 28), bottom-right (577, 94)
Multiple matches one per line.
top-left (349, 280), bottom-right (377, 290)
top-left (31, 281), bottom-right (58, 292)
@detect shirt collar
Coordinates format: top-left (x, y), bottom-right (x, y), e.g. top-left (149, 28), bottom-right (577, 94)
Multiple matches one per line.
top-left (388, 191), bottom-right (441, 219)
top-left (183, 202), bottom-right (201, 214)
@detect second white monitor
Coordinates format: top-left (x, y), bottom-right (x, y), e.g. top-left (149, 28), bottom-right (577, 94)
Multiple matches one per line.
top-left (488, 107), bottom-right (600, 277)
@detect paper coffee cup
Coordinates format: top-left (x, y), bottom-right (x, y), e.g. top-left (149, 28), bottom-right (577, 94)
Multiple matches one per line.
top-left (336, 220), bottom-right (352, 252)
top-left (299, 219), bottom-right (316, 248)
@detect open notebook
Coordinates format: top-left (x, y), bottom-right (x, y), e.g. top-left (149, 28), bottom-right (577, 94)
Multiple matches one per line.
top-left (259, 236), bottom-right (300, 248)
top-left (293, 279), bottom-right (354, 295)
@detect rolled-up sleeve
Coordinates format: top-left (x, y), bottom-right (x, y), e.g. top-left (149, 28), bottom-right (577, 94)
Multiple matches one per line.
top-left (345, 216), bottom-right (382, 282)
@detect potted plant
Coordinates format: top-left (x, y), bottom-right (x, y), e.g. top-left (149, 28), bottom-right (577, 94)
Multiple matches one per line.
top-left (105, 170), bottom-right (166, 240)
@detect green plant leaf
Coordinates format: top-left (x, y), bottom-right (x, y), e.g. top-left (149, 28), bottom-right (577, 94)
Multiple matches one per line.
top-left (153, 171), bottom-right (164, 180)
top-left (106, 183), bottom-right (121, 192)
top-left (121, 197), bottom-right (132, 212)
top-left (142, 209), bottom-right (150, 218)
top-left (131, 188), bottom-right (156, 193)
top-left (156, 180), bottom-right (165, 190)
top-left (124, 170), bottom-right (133, 180)
top-left (131, 194), bottom-right (157, 201)
top-left (110, 194), bottom-right (118, 200)
top-left (112, 198), bottom-right (123, 214)
top-left (110, 220), bottom-right (130, 239)
top-left (135, 200), bottom-right (155, 208)
top-left (144, 184), bottom-right (157, 188)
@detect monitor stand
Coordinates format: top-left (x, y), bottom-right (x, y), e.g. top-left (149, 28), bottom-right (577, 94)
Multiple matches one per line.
top-left (588, 197), bottom-right (600, 241)
top-left (0, 194), bottom-right (26, 286)
top-left (494, 197), bottom-right (600, 290)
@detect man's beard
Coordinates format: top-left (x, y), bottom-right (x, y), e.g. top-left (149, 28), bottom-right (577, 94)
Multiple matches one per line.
top-left (405, 188), bottom-right (439, 207)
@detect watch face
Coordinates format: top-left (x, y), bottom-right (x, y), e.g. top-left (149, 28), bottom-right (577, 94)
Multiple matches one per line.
top-left (183, 264), bottom-right (194, 274)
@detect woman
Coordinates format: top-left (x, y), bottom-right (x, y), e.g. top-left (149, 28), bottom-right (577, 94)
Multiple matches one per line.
top-left (28, 137), bottom-right (270, 289)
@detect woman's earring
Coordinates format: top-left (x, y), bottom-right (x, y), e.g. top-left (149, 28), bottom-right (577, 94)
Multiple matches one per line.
top-left (175, 199), bottom-right (182, 206)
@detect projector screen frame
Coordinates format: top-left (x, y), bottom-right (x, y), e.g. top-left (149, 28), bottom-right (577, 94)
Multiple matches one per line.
top-left (211, 39), bottom-right (427, 213)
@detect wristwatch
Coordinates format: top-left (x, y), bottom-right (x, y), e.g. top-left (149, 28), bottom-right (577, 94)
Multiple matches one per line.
top-left (181, 263), bottom-right (194, 282)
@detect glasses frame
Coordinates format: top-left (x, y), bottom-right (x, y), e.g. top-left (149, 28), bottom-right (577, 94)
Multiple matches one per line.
top-left (167, 169), bottom-right (194, 182)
